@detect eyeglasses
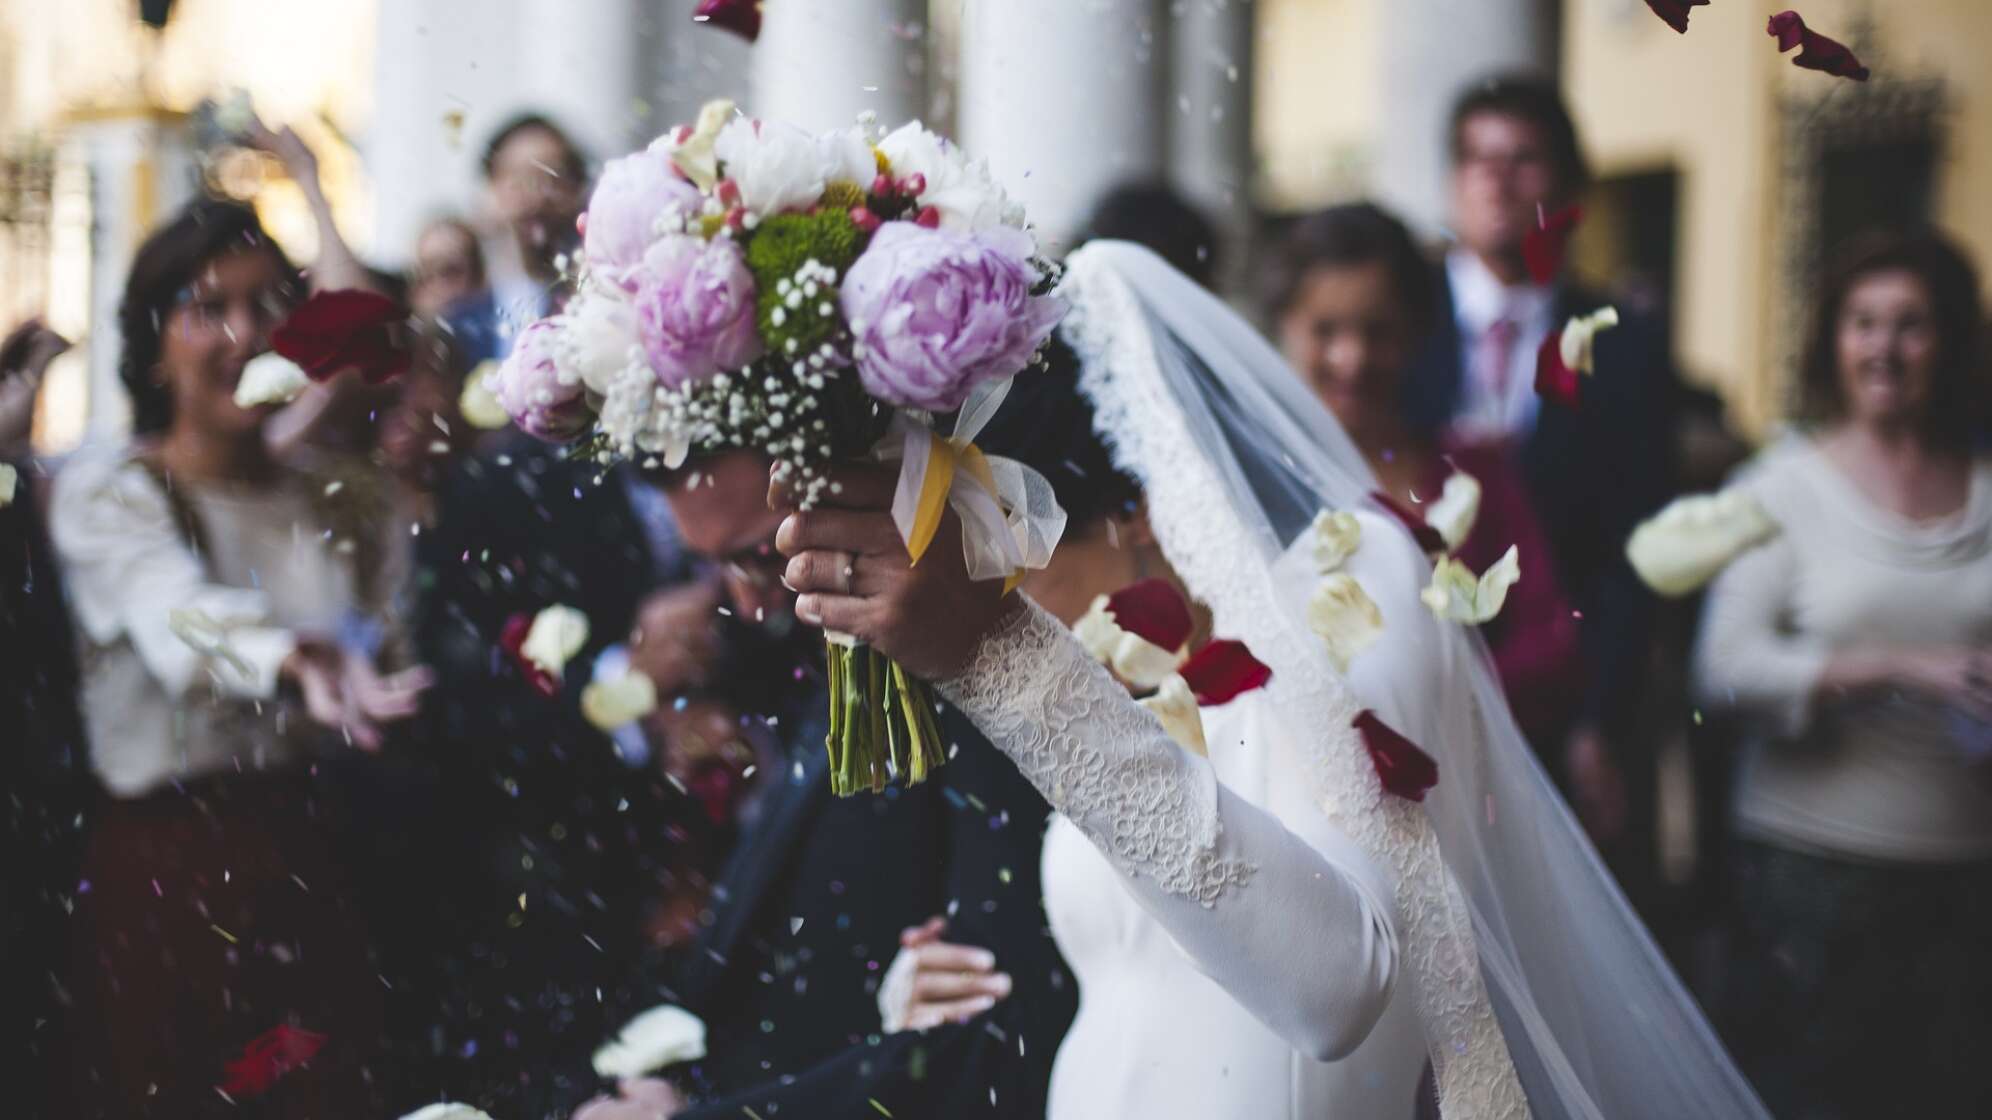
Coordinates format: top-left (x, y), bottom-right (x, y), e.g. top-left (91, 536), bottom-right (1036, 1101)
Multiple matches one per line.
top-left (171, 283), bottom-right (300, 333)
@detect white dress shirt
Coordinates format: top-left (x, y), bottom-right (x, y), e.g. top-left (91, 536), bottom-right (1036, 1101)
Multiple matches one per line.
top-left (1446, 249), bottom-right (1558, 443)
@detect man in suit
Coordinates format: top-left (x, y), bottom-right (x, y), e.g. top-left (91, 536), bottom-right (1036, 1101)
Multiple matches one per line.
top-left (1402, 75), bottom-right (1679, 866)
top-left (584, 449), bottom-right (1075, 1119)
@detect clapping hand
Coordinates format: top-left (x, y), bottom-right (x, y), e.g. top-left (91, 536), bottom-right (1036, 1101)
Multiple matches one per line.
top-left (281, 639), bottom-right (432, 751)
top-left (571, 1077), bottom-right (684, 1120)
top-left (878, 916), bottom-right (1014, 1032)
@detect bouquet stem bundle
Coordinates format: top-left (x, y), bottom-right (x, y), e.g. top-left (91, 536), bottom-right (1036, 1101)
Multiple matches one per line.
top-left (826, 640), bottom-right (946, 795)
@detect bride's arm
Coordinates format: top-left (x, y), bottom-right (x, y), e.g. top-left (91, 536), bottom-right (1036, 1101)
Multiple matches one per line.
top-left (933, 596), bottom-right (1399, 1061)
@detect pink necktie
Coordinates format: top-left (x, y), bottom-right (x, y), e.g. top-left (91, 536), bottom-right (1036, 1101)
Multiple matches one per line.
top-left (1476, 317), bottom-right (1520, 399)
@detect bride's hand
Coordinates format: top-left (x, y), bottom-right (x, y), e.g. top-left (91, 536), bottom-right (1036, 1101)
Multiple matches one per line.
top-left (773, 463), bottom-right (1017, 680)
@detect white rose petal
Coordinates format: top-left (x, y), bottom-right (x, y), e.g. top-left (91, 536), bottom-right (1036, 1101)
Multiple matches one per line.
top-left (1310, 510), bottom-right (1363, 573)
top-left (660, 99), bottom-right (733, 192)
top-left (0, 462), bottom-right (16, 507)
top-left (458, 360), bottom-right (510, 430)
top-left (1139, 674), bottom-right (1208, 757)
top-left (1071, 595), bottom-right (1125, 663)
top-left (234, 352), bottom-right (311, 408)
top-left (1110, 632), bottom-right (1184, 692)
top-left (1559, 306), bottom-right (1621, 375)
top-left (582, 671), bottom-right (659, 731)
top-left (593, 1003), bottom-right (708, 1080)
top-left (714, 117), bottom-right (829, 217)
top-left (817, 125), bottom-right (880, 188)
top-left (1307, 572), bottom-right (1384, 672)
top-left (554, 286), bottom-right (643, 395)
top-left (521, 604), bottom-right (591, 679)
top-left (1421, 545), bottom-right (1521, 625)
top-left (1627, 490), bottom-right (1779, 597)
top-left (877, 121), bottom-right (1024, 234)
top-left (399, 1104), bottom-right (495, 1120)
top-left (1424, 472), bottom-right (1483, 553)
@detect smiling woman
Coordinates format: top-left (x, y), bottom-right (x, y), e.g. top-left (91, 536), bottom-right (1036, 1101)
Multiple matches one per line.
top-left (48, 198), bottom-right (427, 1114)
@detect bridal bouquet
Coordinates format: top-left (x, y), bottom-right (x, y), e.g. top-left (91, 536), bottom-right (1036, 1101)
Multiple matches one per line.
top-left (494, 100), bottom-right (1068, 795)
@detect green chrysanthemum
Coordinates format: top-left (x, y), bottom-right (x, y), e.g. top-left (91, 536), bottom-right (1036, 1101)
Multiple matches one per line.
top-left (745, 211), bottom-right (864, 355)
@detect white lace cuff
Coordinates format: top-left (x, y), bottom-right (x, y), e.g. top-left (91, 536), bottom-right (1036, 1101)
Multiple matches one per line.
top-left (937, 598), bottom-right (1251, 906)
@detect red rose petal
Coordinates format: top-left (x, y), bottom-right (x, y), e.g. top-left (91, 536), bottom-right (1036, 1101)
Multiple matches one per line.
top-left (1521, 204), bottom-right (1582, 287)
top-left (692, 0), bottom-right (761, 42)
top-left (1534, 328), bottom-right (1582, 409)
top-left (220, 1024), bottom-right (327, 1098)
top-left (1105, 578), bottom-right (1195, 653)
top-left (1177, 638), bottom-right (1273, 706)
top-left (1355, 711), bottom-right (1440, 802)
top-left (1644, 0), bottom-right (1709, 34)
top-left (1369, 491), bottom-right (1448, 555)
top-left (270, 288), bottom-right (411, 384)
top-left (1767, 11), bottom-right (1870, 81)
top-left (500, 612), bottom-right (560, 698)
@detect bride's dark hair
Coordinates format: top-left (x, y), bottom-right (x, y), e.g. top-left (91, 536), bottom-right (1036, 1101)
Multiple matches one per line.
top-left (974, 331), bottom-right (1140, 528)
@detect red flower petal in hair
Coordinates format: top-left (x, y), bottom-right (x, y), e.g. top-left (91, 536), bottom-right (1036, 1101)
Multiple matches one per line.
top-left (270, 289), bottom-right (411, 384)
top-left (1534, 328), bottom-right (1582, 409)
top-left (1368, 491), bottom-right (1448, 555)
top-left (693, 0), bottom-right (762, 42)
top-left (500, 612), bottom-right (559, 698)
top-left (1105, 577), bottom-right (1196, 653)
top-left (1177, 638), bottom-right (1273, 706)
top-left (1644, 0), bottom-right (1709, 34)
top-left (219, 1024), bottom-right (327, 1098)
top-left (1767, 11), bottom-right (1870, 81)
top-left (1521, 204), bottom-right (1582, 287)
top-left (1354, 711), bottom-right (1439, 802)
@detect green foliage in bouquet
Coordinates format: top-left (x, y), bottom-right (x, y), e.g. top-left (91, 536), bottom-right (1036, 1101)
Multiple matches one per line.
top-left (746, 210), bottom-right (866, 358)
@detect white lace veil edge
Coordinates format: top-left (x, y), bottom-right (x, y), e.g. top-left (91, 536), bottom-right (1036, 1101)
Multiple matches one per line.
top-left (1054, 241), bottom-right (1770, 1120)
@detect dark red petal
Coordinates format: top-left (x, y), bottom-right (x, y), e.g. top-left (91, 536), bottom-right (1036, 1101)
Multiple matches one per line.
top-left (1521, 204), bottom-right (1582, 286)
top-left (1369, 491), bottom-right (1448, 555)
top-left (1178, 639), bottom-right (1273, 705)
top-left (499, 613), bottom-right (559, 698)
top-left (220, 1025), bottom-right (326, 1097)
top-left (1355, 710), bottom-right (1439, 802)
top-left (1768, 12), bottom-right (1870, 81)
top-left (1643, 0), bottom-right (1709, 34)
top-left (1106, 578), bottom-right (1195, 653)
top-left (1534, 329), bottom-right (1582, 409)
top-left (692, 0), bottom-right (761, 42)
top-left (271, 289), bottom-right (410, 383)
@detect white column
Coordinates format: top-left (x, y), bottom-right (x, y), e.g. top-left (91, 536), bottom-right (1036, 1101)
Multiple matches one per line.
top-left (752, 0), bottom-right (927, 132)
top-left (647, 0), bottom-right (754, 129)
top-left (514, 0), bottom-right (657, 161)
top-left (1374, 0), bottom-right (1553, 236)
top-left (960, 0), bottom-right (1170, 250)
top-left (1168, 0), bottom-right (1255, 279)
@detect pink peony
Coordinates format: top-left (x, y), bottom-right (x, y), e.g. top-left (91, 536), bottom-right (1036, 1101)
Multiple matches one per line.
top-left (630, 235), bottom-right (763, 390)
top-left (585, 148), bottom-right (706, 283)
top-left (839, 223), bottom-right (1064, 412)
top-left (494, 319), bottom-right (592, 441)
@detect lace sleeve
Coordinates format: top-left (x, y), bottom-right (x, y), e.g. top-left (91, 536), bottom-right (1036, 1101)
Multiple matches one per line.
top-left (937, 598), bottom-right (1401, 1061)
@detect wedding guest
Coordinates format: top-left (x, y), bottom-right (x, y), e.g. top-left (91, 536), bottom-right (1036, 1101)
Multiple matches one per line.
top-left (1402, 73), bottom-right (1679, 856)
top-left (0, 317), bottom-right (71, 461)
top-left (1079, 182), bottom-right (1222, 289)
top-left (450, 113), bottom-right (588, 365)
top-left (410, 215), bottom-right (489, 319)
top-left (1695, 227), bottom-right (1992, 1119)
top-left (49, 198), bottom-right (428, 1116)
top-left (571, 449), bottom-right (1075, 1120)
top-left (1266, 202), bottom-right (1581, 749)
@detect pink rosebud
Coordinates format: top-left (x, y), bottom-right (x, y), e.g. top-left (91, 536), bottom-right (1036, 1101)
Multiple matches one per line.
top-left (716, 177), bottom-right (742, 207)
top-left (900, 172), bottom-right (927, 198)
top-left (870, 173), bottom-right (896, 198)
top-left (575, 211), bottom-right (589, 238)
top-left (914, 205), bottom-right (941, 229)
top-left (850, 207), bottom-right (882, 235)
top-left (724, 208), bottom-right (747, 232)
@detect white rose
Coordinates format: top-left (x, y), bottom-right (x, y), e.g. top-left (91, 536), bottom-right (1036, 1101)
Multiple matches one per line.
top-left (1424, 472), bottom-right (1482, 553)
top-left (1139, 674), bottom-right (1208, 756)
top-left (714, 117), bottom-right (828, 216)
top-left (877, 121), bottom-right (1025, 233)
top-left (458, 360), bottom-right (511, 430)
top-left (521, 604), bottom-right (590, 679)
top-left (555, 285), bottom-right (644, 395)
top-left (0, 462), bottom-right (15, 508)
top-left (1310, 510), bottom-right (1363, 573)
top-left (1307, 572), bottom-right (1384, 672)
top-left (1559, 306), bottom-right (1620, 375)
top-left (1627, 490), bottom-right (1778, 597)
top-left (593, 1003), bottom-right (708, 1080)
top-left (582, 671), bottom-right (659, 731)
top-left (399, 1105), bottom-right (495, 1120)
top-left (233, 352), bottom-right (310, 408)
top-left (818, 125), bottom-right (879, 188)
top-left (659, 98), bottom-right (734, 192)
top-left (1421, 546), bottom-right (1521, 625)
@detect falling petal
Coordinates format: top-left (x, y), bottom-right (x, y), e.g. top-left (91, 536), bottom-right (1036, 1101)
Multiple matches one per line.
top-left (1176, 638), bottom-right (1272, 705)
top-left (1104, 578), bottom-right (1195, 654)
top-left (1421, 546), bottom-right (1521, 625)
top-left (1356, 711), bottom-right (1439, 801)
top-left (1521, 204), bottom-right (1582, 286)
top-left (1138, 674), bottom-right (1209, 756)
top-left (1768, 11), bottom-right (1871, 80)
top-left (1644, 0), bottom-right (1710, 34)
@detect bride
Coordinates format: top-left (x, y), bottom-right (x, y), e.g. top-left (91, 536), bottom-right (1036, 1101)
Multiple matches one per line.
top-left (776, 240), bottom-right (1769, 1118)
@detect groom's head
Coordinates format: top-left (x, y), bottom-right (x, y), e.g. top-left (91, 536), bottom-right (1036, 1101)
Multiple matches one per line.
top-left (655, 450), bottom-right (794, 628)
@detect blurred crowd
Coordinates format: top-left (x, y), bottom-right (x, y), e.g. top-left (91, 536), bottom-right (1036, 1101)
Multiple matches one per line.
top-left (4, 72), bottom-right (1987, 1120)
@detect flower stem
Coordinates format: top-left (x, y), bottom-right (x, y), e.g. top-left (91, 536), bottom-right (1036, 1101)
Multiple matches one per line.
top-left (821, 637), bottom-right (947, 797)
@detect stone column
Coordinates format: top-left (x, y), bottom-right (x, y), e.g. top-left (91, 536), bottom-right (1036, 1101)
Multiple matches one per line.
top-left (1168, 0), bottom-right (1255, 282)
top-left (959, 0), bottom-right (1171, 250)
top-left (1374, 0), bottom-right (1554, 236)
top-left (752, 0), bottom-right (928, 132)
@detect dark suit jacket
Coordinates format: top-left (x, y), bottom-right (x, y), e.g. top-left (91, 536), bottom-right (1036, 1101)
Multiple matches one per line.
top-left (608, 683), bottom-right (1076, 1120)
top-left (1404, 271), bottom-right (1679, 742)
